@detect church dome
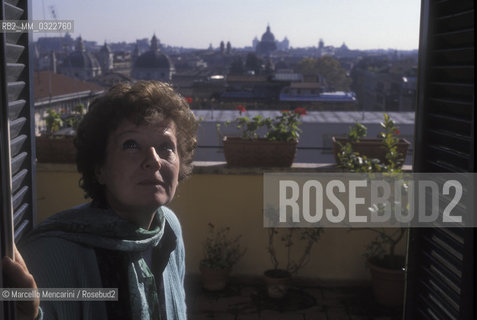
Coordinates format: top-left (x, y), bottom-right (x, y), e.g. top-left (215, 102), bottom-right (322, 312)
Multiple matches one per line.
top-left (64, 51), bottom-right (100, 69)
top-left (134, 34), bottom-right (172, 69)
top-left (64, 36), bottom-right (101, 69)
top-left (100, 42), bottom-right (112, 53)
top-left (261, 25), bottom-right (275, 42)
top-left (134, 50), bottom-right (172, 69)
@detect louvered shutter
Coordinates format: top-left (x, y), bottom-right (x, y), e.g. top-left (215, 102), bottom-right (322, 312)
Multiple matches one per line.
top-left (1, 0), bottom-right (36, 318)
top-left (405, 0), bottom-right (474, 319)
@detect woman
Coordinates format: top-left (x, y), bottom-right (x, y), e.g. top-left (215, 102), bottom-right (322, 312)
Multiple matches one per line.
top-left (3, 81), bottom-right (198, 319)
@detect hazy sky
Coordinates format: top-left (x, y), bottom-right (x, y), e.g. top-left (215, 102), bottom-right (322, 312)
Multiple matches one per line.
top-left (33, 0), bottom-right (421, 50)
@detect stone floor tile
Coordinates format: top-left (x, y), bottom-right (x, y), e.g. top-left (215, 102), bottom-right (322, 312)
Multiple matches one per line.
top-left (302, 288), bottom-right (323, 300)
top-left (326, 306), bottom-right (351, 320)
top-left (260, 310), bottom-right (305, 320)
top-left (301, 306), bottom-right (328, 320)
top-left (236, 313), bottom-right (261, 320)
top-left (189, 312), bottom-right (235, 320)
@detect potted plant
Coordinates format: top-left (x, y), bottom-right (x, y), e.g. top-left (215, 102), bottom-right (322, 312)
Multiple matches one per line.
top-left (199, 223), bottom-right (246, 291)
top-left (337, 115), bottom-right (407, 307)
top-left (218, 106), bottom-right (306, 167)
top-left (332, 113), bottom-right (410, 169)
top-left (36, 108), bottom-right (75, 163)
top-left (264, 227), bottom-right (323, 298)
top-left (362, 228), bottom-right (406, 307)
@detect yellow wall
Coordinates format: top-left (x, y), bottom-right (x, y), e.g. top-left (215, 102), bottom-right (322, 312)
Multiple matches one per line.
top-left (36, 163), bottom-right (407, 283)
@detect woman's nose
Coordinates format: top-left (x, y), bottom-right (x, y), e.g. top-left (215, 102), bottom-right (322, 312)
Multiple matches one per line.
top-left (143, 147), bottom-right (162, 170)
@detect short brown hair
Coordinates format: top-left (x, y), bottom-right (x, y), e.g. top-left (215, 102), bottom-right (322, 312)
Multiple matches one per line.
top-left (75, 81), bottom-right (198, 201)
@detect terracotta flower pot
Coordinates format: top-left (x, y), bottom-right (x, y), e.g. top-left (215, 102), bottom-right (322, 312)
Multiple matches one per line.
top-left (223, 137), bottom-right (297, 167)
top-left (199, 264), bottom-right (231, 291)
top-left (332, 136), bottom-right (410, 167)
top-left (36, 135), bottom-right (76, 163)
top-left (367, 256), bottom-right (405, 307)
top-left (263, 269), bottom-right (292, 299)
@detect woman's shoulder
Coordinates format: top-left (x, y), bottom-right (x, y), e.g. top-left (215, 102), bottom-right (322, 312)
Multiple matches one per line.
top-left (20, 236), bottom-right (101, 287)
top-left (161, 206), bottom-right (182, 235)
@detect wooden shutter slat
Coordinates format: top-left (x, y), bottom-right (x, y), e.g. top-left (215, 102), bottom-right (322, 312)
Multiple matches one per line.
top-left (6, 63), bottom-right (25, 82)
top-left (8, 99), bottom-right (26, 119)
top-left (432, 47), bottom-right (474, 65)
top-left (6, 43), bottom-right (25, 63)
top-left (3, 1), bottom-right (23, 19)
top-left (426, 146), bottom-right (470, 169)
top-left (13, 202), bottom-right (28, 226)
top-left (428, 99), bottom-right (472, 120)
top-left (11, 168), bottom-right (27, 194)
top-left (435, 0), bottom-right (473, 15)
top-left (4, 0), bottom-right (21, 6)
top-left (421, 234), bottom-right (464, 271)
top-left (7, 81), bottom-right (25, 101)
top-left (430, 65), bottom-right (474, 83)
top-left (9, 116), bottom-right (26, 138)
top-left (5, 31), bottom-right (22, 44)
top-left (427, 113), bottom-right (471, 136)
top-left (424, 160), bottom-right (467, 173)
top-left (13, 219), bottom-right (30, 242)
top-left (418, 278), bottom-right (460, 317)
top-left (433, 29), bottom-right (474, 49)
top-left (417, 289), bottom-right (459, 320)
top-left (12, 185), bottom-right (28, 212)
top-left (419, 251), bottom-right (462, 293)
top-left (10, 151), bottom-right (27, 175)
top-left (421, 265), bottom-right (461, 298)
top-left (10, 134), bottom-right (27, 156)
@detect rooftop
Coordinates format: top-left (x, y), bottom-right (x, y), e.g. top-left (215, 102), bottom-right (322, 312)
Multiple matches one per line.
top-left (33, 71), bottom-right (103, 101)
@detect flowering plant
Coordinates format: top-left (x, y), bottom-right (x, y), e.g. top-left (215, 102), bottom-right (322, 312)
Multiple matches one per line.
top-left (200, 223), bottom-right (246, 270)
top-left (337, 113), bottom-right (404, 172)
top-left (218, 105), bottom-right (306, 142)
top-left (339, 114), bottom-right (407, 269)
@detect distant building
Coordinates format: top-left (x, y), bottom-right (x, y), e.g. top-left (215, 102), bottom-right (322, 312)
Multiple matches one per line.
top-left (98, 41), bottom-right (114, 73)
top-left (277, 37), bottom-right (290, 51)
top-left (33, 71), bottom-right (104, 134)
top-left (255, 25), bottom-right (277, 56)
top-left (36, 33), bottom-right (75, 54)
top-left (252, 37), bottom-right (259, 49)
top-left (91, 72), bottom-right (134, 88)
top-left (61, 36), bottom-right (102, 80)
top-left (131, 34), bottom-right (175, 81)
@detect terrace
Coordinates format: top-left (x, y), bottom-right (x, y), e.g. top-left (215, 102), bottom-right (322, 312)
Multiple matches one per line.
top-left (36, 161), bottom-right (407, 319)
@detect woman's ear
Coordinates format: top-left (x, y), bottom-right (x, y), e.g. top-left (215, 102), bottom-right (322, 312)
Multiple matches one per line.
top-left (95, 165), bottom-right (105, 184)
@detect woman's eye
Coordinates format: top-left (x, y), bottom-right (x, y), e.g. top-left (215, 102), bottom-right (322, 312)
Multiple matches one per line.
top-left (122, 139), bottom-right (140, 150)
top-left (159, 143), bottom-right (175, 153)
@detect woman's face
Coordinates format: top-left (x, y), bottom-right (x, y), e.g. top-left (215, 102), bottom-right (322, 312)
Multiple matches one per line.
top-left (96, 118), bottom-right (180, 226)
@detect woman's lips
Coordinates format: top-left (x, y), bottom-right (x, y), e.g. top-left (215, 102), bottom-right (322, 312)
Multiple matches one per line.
top-left (138, 179), bottom-right (164, 186)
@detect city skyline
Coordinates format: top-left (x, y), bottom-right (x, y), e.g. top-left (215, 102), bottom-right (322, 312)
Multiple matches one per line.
top-left (33, 0), bottom-right (421, 50)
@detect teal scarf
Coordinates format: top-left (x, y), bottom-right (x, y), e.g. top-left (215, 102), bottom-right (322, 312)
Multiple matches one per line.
top-left (27, 203), bottom-right (166, 320)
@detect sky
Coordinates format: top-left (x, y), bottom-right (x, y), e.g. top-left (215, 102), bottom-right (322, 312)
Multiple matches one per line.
top-left (32, 0), bottom-right (421, 50)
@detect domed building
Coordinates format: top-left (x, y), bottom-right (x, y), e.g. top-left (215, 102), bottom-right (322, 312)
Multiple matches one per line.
top-left (256, 25), bottom-right (277, 56)
top-left (61, 36), bottom-right (102, 80)
top-left (131, 34), bottom-right (174, 81)
top-left (98, 41), bottom-right (114, 73)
